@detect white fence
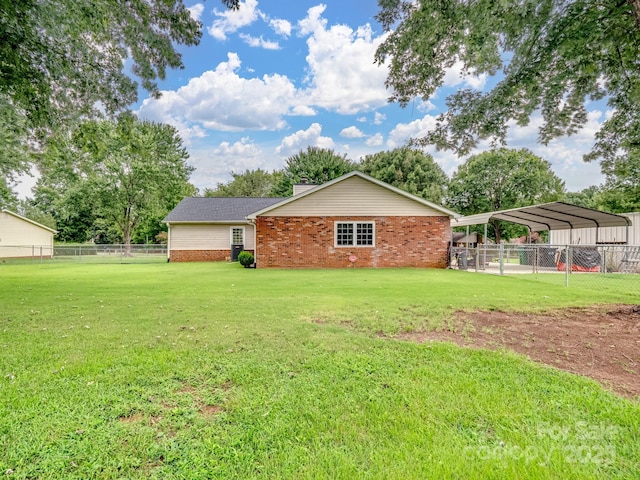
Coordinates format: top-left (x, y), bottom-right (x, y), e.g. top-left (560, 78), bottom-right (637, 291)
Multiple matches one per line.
top-left (0, 244), bottom-right (167, 264)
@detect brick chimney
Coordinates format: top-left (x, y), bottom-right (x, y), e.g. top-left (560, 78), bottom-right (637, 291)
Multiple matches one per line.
top-left (293, 177), bottom-right (315, 195)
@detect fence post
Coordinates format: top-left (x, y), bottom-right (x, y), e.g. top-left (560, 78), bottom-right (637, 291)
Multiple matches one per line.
top-left (565, 245), bottom-right (570, 287)
top-left (40, 246), bottom-right (43, 263)
top-left (474, 248), bottom-right (479, 272)
top-left (499, 244), bottom-right (504, 276)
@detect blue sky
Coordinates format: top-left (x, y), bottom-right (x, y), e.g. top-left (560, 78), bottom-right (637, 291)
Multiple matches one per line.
top-left (15, 0), bottom-right (605, 197)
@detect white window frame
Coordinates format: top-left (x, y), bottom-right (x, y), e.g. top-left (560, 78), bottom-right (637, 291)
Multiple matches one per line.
top-left (230, 226), bottom-right (245, 245)
top-left (334, 221), bottom-right (375, 247)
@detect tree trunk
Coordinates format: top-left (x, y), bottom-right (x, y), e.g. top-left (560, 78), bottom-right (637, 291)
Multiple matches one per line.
top-left (123, 227), bottom-right (132, 257)
top-left (490, 219), bottom-right (502, 244)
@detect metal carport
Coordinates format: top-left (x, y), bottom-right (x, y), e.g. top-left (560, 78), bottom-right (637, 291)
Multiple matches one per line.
top-left (452, 202), bottom-right (632, 244)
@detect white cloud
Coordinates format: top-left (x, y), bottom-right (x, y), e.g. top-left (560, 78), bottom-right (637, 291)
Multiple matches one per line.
top-left (298, 6), bottom-right (390, 114)
top-left (187, 138), bottom-right (280, 192)
top-left (386, 114), bottom-right (463, 176)
top-left (275, 123), bottom-right (334, 157)
top-left (297, 4), bottom-right (328, 36)
top-left (239, 34), bottom-right (280, 50)
top-left (502, 111), bottom-right (605, 191)
top-left (373, 112), bottom-right (386, 125)
top-left (291, 105), bottom-right (317, 116)
top-left (187, 3), bottom-right (204, 21)
top-left (13, 167), bottom-right (39, 199)
top-left (387, 115), bottom-right (439, 149)
top-left (442, 60), bottom-right (487, 90)
top-left (213, 137), bottom-right (263, 159)
top-left (365, 133), bottom-right (383, 147)
top-left (270, 18), bottom-right (291, 37)
top-left (208, 0), bottom-right (260, 40)
top-left (138, 53), bottom-right (306, 133)
top-left (357, 116), bottom-right (367, 123)
top-left (340, 126), bottom-right (365, 138)
top-left (417, 100), bottom-right (436, 113)
top-left (387, 109), bottom-right (606, 191)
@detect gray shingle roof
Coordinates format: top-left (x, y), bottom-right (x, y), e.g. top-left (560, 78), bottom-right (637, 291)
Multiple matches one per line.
top-left (163, 197), bottom-right (286, 223)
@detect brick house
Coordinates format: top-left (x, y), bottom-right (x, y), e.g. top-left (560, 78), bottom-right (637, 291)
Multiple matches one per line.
top-left (164, 171), bottom-right (457, 268)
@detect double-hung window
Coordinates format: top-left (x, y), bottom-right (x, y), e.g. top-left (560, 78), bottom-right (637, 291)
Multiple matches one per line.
top-left (335, 221), bottom-right (375, 247)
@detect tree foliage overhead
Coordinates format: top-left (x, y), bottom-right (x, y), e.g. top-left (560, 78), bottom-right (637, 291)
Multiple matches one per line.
top-left (272, 147), bottom-right (356, 196)
top-left (375, 0), bottom-right (640, 168)
top-left (0, 0), bottom-right (202, 131)
top-left (447, 148), bottom-right (565, 242)
top-left (204, 169), bottom-right (284, 197)
top-left (360, 147), bottom-right (449, 204)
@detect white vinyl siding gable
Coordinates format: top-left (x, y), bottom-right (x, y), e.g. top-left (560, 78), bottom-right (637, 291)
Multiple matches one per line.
top-left (170, 224), bottom-right (254, 250)
top-left (262, 175), bottom-right (445, 217)
top-left (0, 211), bottom-right (55, 258)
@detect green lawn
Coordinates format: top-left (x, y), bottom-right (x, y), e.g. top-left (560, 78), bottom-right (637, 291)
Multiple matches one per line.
top-left (1, 263), bottom-right (638, 479)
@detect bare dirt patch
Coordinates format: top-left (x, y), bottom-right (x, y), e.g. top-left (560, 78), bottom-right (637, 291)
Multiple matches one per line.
top-left (397, 304), bottom-right (640, 399)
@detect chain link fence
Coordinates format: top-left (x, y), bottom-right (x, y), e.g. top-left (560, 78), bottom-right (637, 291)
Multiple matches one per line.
top-left (450, 244), bottom-right (640, 290)
top-left (0, 244), bottom-right (167, 264)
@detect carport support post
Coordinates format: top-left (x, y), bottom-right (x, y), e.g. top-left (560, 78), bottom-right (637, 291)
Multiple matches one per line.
top-left (499, 244), bottom-right (504, 276)
top-left (465, 226), bottom-right (469, 261)
top-left (483, 223), bottom-right (487, 266)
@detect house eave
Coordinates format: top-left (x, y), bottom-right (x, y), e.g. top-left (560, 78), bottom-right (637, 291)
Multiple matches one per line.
top-left (163, 220), bottom-right (252, 225)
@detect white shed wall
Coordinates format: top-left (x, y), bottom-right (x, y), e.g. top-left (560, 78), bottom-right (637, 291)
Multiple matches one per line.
top-left (548, 213), bottom-right (639, 245)
top-left (169, 223), bottom-right (255, 250)
top-left (0, 211), bottom-right (55, 258)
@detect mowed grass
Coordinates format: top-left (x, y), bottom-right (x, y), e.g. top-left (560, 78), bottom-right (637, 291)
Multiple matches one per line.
top-left (0, 263), bottom-right (638, 479)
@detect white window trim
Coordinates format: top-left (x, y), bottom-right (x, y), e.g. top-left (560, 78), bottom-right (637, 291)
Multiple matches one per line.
top-left (334, 221), bottom-right (375, 248)
top-left (230, 226), bottom-right (245, 245)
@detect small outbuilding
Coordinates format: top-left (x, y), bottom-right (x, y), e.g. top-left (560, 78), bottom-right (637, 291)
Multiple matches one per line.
top-left (0, 209), bottom-right (57, 259)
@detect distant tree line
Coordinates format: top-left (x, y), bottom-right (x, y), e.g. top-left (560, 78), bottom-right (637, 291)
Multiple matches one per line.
top-left (206, 145), bottom-right (628, 243)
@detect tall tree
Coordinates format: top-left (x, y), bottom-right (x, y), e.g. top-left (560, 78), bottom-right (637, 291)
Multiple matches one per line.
top-left (204, 169), bottom-right (284, 197)
top-left (359, 147), bottom-right (448, 204)
top-left (598, 155), bottom-right (640, 213)
top-left (35, 115), bottom-right (195, 247)
top-left (15, 199), bottom-right (56, 231)
top-left (562, 186), bottom-right (603, 210)
top-left (375, 0), bottom-right (640, 170)
top-left (272, 147), bottom-right (356, 196)
top-left (0, 0), bottom-right (216, 201)
top-left (447, 149), bottom-right (565, 242)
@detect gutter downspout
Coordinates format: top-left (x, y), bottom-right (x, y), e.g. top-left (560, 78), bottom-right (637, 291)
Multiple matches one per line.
top-left (249, 218), bottom-right (257, 267)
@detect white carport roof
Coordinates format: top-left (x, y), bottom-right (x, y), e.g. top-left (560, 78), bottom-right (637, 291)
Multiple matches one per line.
top-left (453, 202), bottom-right (632, 232)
